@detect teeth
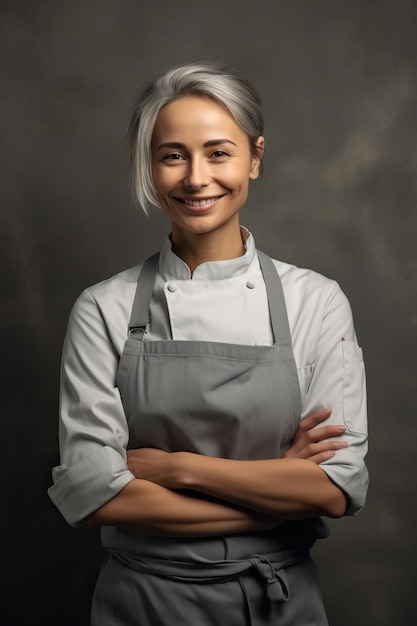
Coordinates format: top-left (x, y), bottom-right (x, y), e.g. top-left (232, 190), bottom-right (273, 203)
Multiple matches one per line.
top-left (182, 197), bottom-right (218, 207)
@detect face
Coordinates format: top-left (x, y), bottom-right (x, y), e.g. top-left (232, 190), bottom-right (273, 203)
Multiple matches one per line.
top-left (151, 96), bottom-right (263, 240)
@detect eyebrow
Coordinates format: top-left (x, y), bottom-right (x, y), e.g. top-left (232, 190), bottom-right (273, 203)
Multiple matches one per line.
top-left (156, 139), bottom-right (237, 151)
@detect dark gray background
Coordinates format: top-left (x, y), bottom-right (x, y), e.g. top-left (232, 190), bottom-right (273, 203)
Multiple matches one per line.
top-left (1, 1), bottom-right (416, 624)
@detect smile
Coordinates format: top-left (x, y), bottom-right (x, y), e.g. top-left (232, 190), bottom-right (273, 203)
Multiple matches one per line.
top-left (177, 196), bottom-right (223, 207)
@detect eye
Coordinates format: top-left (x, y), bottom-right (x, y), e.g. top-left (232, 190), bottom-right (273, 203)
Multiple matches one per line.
top-left (162, 153), bottom-right (186, 162)
top-left (210, 150), bottom-right (228, 159)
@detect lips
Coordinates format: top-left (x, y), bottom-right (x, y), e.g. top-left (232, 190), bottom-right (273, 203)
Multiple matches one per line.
top-left (176, 196), bottom-right (223, 207)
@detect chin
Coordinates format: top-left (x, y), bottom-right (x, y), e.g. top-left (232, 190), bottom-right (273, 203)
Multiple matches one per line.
top-left (177, 219), bottom-right (231, 236)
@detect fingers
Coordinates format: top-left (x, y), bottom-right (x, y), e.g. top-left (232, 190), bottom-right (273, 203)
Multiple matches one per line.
top-left (294, 409), bottom-right (345, 444)
top-left (284, 407), bottom-right (349, 464)
top-left (299, 408), bottom-right (332, 431)
top-left (307, 450), bottom-right (338, 464)
top-left (305, 424), bottom-right (346, 442)
top-left (285, 439), bottom-right (348, 462)
top-left (288, 425), bottom-right (346, 456)
top-left (305, 440), bottom-right (348, 460)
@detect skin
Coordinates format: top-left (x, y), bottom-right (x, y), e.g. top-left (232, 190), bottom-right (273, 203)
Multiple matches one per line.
top-left (151, 96), bottom-right (264, 274)
top-left (88, 97), bottom-right (347, 534)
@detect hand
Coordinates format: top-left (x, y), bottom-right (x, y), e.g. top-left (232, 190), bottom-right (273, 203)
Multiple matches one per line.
top-left (127, 448), bottom-right (180, 489)
top-left (284, 408), bottom-right (348, 464)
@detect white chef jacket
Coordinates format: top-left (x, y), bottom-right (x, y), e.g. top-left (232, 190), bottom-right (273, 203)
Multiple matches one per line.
top-left (48, 228), bottom-right (368, 526)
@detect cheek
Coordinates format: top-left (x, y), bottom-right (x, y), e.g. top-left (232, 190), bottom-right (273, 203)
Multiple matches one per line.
top-left (153, 169), bottom-right (180, 195)
top-left (234, 168), bottom-right (252, 192)
top-left (152, 171), bottom-right (169, 196)
top-left (222, 164), bottom-right (251, 189)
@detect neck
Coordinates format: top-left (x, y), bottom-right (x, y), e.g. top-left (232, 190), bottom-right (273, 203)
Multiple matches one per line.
top-left (171, 223), bottom-right (246, 275)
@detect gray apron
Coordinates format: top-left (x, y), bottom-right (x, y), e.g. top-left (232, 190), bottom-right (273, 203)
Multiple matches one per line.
top-left (91, 251), bottom-right (329, 626)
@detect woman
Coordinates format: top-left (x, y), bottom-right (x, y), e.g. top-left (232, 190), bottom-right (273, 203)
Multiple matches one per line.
top-left (49, 62), bottom-right (368, 625)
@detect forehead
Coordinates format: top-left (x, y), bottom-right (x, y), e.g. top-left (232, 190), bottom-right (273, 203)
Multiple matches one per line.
top-left (152, 96), bottom-right (247, 143)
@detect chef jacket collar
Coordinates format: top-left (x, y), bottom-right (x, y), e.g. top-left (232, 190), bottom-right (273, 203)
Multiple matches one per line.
top-left (159, 227), bottom-right (258, 281)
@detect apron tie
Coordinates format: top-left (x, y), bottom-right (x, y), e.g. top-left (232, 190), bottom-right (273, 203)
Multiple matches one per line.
top-left (249, 555), bottom-right (290, 602)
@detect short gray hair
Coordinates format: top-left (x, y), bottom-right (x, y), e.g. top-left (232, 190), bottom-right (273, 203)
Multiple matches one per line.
top-left (128, 61), bottom-right (264, 214)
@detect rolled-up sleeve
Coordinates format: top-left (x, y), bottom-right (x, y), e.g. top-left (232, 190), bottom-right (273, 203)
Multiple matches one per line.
top-left (48, 289), bottom-right (135, 527)
top-left (300, 280), bottom-right (369, 515)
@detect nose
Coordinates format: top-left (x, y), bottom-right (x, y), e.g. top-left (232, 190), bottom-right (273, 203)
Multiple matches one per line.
top-left (183, 156), bottom-right (210, 190)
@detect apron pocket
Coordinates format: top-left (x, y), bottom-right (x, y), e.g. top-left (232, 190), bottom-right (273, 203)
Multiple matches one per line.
top-left (297, 363), bottom-right (315, 402)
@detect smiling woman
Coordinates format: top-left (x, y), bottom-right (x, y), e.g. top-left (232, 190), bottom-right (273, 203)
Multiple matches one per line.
top-left (48, 61), bottom-right (368, 626)
top-left (151, 96), bottom-right (264, 269)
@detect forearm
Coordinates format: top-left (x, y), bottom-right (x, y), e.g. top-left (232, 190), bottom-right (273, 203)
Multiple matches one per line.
top-left (174, 455), bottom-right (347, 519)
top-left (87, 478), bottom-right (279, 536)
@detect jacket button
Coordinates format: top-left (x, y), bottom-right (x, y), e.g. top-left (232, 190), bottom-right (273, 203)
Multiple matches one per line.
top-left (246, 279), bottom-right (256, 289)
top-left (167, 282), bottom-right (177, 292)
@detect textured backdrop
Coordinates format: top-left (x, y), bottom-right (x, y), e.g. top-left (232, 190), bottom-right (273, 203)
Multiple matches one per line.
top-left (1, 1), bottom-right (416, 624)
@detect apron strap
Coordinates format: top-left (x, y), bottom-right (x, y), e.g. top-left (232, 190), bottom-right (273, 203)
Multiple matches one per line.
top-left (256, 250), bottom-right (292, 348)
top-left (128, 252), bottom-right (160, 335)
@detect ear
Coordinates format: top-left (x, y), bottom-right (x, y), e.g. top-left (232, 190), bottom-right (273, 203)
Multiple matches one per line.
top-left (249, 137), bottom-right (265, 180)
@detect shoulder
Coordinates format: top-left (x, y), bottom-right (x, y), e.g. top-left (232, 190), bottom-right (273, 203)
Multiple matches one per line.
top-left (86, 263), bottom-right (143, 303)
top-left (66, 263), bottom-right (144, 341)
top-left (271, 257), bottom-right (343, 303)
top-left (73, 263), bottom-right (143, 309)
top-left (269, 257), bottom-right (354, 332)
